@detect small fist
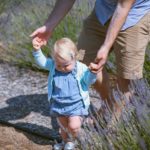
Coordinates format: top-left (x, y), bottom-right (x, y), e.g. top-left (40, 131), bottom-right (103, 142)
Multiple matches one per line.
top-left (32, 37), bottom-right (43, 50)
top-left (89, 62), bottom-right (99, 74)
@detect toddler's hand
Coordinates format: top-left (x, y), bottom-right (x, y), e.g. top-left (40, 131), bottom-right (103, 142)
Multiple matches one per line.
top-left (89, 62), bottom-right (99, 74)
top-left (32, 37), bottom-right (43, 50)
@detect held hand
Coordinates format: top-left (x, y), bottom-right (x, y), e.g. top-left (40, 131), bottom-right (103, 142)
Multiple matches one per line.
top-left (89, 62), bottom-right (99, 74)
top-left (32, 37), bottom-right (43, 50)
top-left (90, 46), bottom-right (109, 73)
top-left (30, 25), bottom-right (52, 46)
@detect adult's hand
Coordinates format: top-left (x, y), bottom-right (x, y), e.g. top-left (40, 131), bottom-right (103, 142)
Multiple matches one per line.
top-left (30, 0), bottom-right (75, 47)
top-left (30, 25), bottom-right (52, 46)
top-left (90, 45), bottom-right (109, 73)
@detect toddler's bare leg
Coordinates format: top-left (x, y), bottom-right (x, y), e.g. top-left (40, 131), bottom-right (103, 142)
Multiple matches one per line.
top-left (58, 116), bottom-right (68, 142)
top-left (67, 116), bottom-right (82, 138)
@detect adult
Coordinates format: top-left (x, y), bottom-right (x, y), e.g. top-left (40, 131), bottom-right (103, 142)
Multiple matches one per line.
top-left (30, 0), bottom-right (150, 115)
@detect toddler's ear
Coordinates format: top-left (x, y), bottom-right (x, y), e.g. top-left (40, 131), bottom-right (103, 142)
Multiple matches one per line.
top-left (77, 49), bottom-right (85, 61)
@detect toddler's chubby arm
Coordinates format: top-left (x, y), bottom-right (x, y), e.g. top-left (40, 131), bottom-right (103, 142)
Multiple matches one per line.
top-left (32, 38), bottom-right (53, 71)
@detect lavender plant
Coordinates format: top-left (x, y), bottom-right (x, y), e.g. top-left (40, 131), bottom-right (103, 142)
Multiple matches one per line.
top-left (77, 79), bottom-right (150, 150)
top-left (53, 78), bottom-right (150, 149)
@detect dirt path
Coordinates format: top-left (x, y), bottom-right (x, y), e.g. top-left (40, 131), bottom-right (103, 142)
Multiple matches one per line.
top-left (0, 123), bottom-right (52, 150)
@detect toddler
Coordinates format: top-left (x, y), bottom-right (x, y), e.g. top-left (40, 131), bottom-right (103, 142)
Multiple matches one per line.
top-left (32, 37), bottom-right (97, 150)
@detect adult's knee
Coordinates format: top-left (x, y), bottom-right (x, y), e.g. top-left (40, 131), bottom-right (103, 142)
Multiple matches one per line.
top-left (117, 76), bottom-right (130, 92)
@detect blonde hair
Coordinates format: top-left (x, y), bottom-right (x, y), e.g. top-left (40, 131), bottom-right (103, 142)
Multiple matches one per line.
top-left (52, 37), bottom-right (78, 61)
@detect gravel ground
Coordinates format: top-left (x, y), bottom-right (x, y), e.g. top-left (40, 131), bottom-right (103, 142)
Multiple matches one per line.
top-left (0, 62), bottom-right (55, 149)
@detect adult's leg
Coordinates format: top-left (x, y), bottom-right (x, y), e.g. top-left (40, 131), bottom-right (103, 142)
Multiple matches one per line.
top-left (114, 11), bottom-right (150, 106)
top-left (77, 10), bottom-right (113, 109)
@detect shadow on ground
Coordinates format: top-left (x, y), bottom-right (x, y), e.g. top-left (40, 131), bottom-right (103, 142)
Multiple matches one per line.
top-left (0, 94), bottom-right (61, 145)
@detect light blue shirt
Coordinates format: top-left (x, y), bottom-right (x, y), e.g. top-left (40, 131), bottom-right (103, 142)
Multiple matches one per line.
top-left (32, 49), bottom-right (97, 108)
top-left (95, 0), bottom-right (150, 30)
top-left (52, 64), bottom-right (82, 103)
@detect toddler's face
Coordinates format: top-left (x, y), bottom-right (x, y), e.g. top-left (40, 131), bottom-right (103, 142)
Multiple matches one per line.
top-left (54, 56), bottom-right (75, 73)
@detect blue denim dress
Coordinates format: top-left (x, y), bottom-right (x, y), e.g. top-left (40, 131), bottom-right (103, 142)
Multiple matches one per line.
top-left (50, 65), bottom-right (88, 117)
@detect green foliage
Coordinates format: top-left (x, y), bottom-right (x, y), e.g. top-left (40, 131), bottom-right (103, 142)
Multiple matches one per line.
top-left (0, 0), bottom-right (92, 69)
top-left (0, 0), bottom-right (23, 14)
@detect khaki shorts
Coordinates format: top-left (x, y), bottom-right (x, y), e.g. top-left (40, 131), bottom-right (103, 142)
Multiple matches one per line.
top-left (77, 10), bottom-right (150, 79)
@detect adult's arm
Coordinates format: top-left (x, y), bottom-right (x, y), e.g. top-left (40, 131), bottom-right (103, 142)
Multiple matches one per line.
top-left (91, 0), bottom-right (135, 73)
top-left (30, 0), bottom-right (76, 45)
top-left (45, 0), bottom-right (76, 32)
